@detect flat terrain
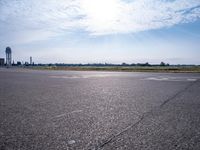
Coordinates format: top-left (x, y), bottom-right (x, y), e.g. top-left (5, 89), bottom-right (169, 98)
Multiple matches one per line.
top-left (30, 66), bottom-right (200, 73)
top-left (0, 68), bottom-right (200, 150)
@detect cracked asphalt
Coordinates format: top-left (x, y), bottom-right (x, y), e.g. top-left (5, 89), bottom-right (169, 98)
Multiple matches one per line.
top-left (0, 68), bottom-right (200, 150)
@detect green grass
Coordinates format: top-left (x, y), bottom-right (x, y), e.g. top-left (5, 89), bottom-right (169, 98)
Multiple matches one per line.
top-left (29, 66), bottom-right (200, 73)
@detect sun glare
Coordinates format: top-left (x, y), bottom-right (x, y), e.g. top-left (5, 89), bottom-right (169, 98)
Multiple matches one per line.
top-left (81, 0), bottom-right (121, 30)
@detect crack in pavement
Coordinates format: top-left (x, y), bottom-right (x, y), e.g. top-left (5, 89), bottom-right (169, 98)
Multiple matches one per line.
top-left (91, 79), bottom-right (199, 150)
top-left (160, 80), bottom-right (198, 108)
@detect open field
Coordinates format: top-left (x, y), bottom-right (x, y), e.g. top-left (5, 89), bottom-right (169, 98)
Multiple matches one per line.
top-left (29, 65), bottom-right (200, 73)
top-left (1, 68), bottom-right (200, 149)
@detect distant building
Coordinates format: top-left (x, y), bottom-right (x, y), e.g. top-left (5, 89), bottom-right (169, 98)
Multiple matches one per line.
top-left (30, 56), bottom-right (32, 65)
top-left (25, 62), bottom-right (29, 66)
top-left (0, 58), bottom-right (5, 66)
top-left (17, 61), bottom-right (22, 66)
top-left (5, 47), bottom-right (12, 66)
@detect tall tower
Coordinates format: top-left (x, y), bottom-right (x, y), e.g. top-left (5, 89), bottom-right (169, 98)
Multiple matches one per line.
top-left (30, 56), bottom-right (32, 65)
top-left (5, 47), bottom-right (12, 66)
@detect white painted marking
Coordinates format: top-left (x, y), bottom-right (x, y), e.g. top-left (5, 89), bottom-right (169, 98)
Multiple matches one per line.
top-left (146, 77), bottom-right (169, 81)
top-left (187, 79), bottom-right (197, 81)
top-left (144, 77), bottom-right (198, 82)
top-left (50, 74), bottom-right (120, 79)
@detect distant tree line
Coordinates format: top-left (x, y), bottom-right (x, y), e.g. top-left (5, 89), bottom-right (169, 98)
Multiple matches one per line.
top-left (8, 61), bottom-right (199, 67)
top-left (33, 62), bottom-right (198, 67)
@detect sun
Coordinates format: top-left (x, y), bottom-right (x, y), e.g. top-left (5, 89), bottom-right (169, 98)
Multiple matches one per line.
top-left (81, 0), bottom-right (121, 31)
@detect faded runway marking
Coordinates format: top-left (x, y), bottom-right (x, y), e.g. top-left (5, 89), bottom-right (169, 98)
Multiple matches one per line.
top-left (144, 77), bottom-right (197, 82)
top-left (50, 74), bottom-right (121, 79)
top-left (187, 79), bottom-right (197, 81)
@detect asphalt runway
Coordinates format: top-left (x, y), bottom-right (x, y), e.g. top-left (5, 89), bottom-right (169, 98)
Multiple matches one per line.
top-left (0, 68), bottom-right (200, 150)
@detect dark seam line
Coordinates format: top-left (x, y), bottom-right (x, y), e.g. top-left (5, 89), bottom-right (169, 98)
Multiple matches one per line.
top-left (93, 80), bottom-right (199, 150)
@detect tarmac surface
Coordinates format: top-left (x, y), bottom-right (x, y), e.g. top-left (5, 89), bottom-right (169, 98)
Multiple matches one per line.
top-left (0, 68), bottom-right (200, 150)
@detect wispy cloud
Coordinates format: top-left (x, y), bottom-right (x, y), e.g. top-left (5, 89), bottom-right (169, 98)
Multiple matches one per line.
top-left (80, 0), bottom-right (200, 35)
top-left (0, 0), bottom-right (200, 43)
top-left (0, 0), bottom-right (81, 44)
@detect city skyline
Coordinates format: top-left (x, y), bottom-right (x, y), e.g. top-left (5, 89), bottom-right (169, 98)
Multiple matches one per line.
top-left (0, 0), bottom-right (200, 64)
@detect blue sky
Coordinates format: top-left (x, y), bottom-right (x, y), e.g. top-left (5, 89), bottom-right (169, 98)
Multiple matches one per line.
top-left (0, 0), bottom-right (200, 64)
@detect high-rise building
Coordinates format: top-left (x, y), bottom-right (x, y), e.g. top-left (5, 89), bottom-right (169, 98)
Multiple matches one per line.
top-left (30, 56), bottom-right (32, 65)
top-left (0, 58), bottom-right (4, 66)
top-left (5, 47), bottom-right (12, 66)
